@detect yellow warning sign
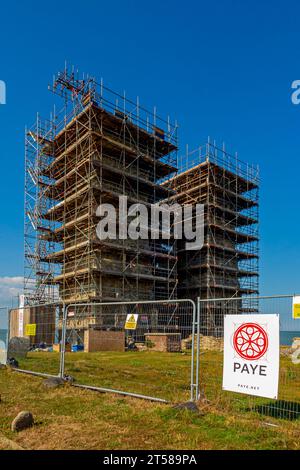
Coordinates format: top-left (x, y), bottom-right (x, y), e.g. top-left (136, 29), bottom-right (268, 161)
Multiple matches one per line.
top-left (293, 305), bottom-right (300, 319)
top-left (25, 323), bottom-right (36, 336)
top-left (125, 314), bottom-right (138, 330)
top-left (293, 296), bottom-right (300, 319)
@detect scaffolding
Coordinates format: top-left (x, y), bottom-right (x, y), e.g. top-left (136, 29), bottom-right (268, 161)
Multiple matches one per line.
top-left (24, 114), bottom-right (60, 303)
top-left (166, 140), bottom-right (259, 325)
top-left (24, 67), bottom-right (178, 306)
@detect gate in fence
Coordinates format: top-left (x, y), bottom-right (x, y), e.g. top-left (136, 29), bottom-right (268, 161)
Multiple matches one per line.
top-left (197, 295), bottom-right (300, 420)
top-left (61, 299), bottom-right (197, 403)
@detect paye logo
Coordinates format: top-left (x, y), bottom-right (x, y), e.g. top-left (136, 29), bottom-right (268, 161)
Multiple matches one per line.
top-left (233, 322), bottom-right (268, 361)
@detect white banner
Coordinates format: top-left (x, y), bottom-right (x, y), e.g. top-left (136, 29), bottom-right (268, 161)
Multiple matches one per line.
top-left (18, 294), bottom-right (25, 337)
top-left (0, 340), bottom-right (7, 365)
top-left (222, 314), bottom-right (279, 399)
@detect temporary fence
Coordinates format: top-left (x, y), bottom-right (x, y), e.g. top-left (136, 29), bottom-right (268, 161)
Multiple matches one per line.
top-left (197, 295), bottom-right (300, 421)
top-left (60, 299), bottom-right (197, 403)
top-left (7, 302), bottom-right (64, 378)
top-left (6, 299), bottom-right (196, 403)
top-left (5, 294), bottom-right (300, 422)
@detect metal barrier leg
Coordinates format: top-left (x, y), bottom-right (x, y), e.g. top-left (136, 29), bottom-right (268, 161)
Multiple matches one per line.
top-left (59, 304), bottom-right (67, 379)
top-left (190, 302), bottom-right (196, 401)
top-left (196, 297), bottom-right (200, 400)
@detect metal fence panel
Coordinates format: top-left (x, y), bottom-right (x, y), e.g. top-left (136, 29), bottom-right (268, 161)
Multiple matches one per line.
top-left (197, 295), bottom-right (300, 421)
top-left (61, 299), bottom-right (196, 403)
top-left (7, 302), bottom-right (63, 378)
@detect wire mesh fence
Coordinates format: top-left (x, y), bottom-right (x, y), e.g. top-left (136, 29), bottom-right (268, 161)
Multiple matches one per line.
top-left (7, 303), bottom-right (64, 377)
top-left (198, 295), bottom-right (300, 421)
top-left (4, 294), bottom-right (300, 421)
top-left (61, 300), bottom-right (196, 402)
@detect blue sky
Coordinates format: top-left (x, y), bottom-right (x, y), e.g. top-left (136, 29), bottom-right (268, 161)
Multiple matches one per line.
top-left (0, 0), bottom-right (300, 304)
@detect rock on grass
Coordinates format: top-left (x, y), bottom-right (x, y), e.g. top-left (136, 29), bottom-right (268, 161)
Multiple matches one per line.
top-left (11, 411), bottom-right (34, 432)
top-left (43, 377), bottom-right (65, 389)
top-left (172, 401), bottom-right (201, 413)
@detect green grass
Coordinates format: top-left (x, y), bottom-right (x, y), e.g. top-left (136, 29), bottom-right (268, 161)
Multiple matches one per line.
top-left (0, 350), bottom-right (299, 450)
top-left (16, 350), bottom-right (193, 402)
top-left (199, 350), bottom-right (300, 420)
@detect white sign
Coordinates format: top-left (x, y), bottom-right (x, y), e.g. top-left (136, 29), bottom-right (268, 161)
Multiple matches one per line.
top-left (0, 340), bottom-right (7, 365)
top-left (18, 294), bottom-right (25, 337)
top-left (222, 314), bottom-right (279, 399)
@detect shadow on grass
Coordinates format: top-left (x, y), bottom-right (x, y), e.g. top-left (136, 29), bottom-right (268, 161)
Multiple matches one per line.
top-left (246, 400), bottom-right (300, 421)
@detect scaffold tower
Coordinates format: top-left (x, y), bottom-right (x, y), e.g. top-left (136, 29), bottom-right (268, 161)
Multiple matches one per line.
top-left (24, 67), bottom-right (178, 305)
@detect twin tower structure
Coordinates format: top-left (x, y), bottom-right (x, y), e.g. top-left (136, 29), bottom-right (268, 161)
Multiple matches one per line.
top-left (24, 68), bottom-right (259, 315)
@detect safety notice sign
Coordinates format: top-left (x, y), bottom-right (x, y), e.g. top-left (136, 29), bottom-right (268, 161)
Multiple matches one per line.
top-left (25, 323), bottom-right (37, 336)
top-left (125, 314), bottom-right (138, 330)
top-left (222, 314), bottom-right (279, 399)
top-left (293, 296), bottom-right (300, 319)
